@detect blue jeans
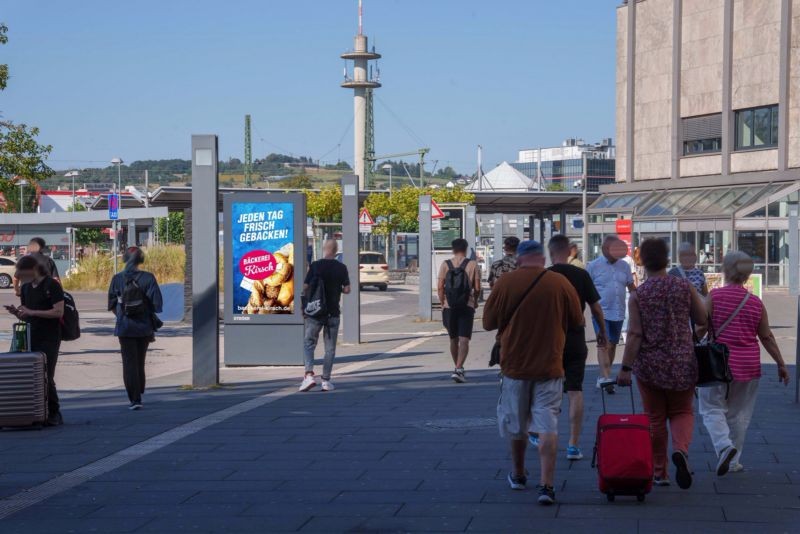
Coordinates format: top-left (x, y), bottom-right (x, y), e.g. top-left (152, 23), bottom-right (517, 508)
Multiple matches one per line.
top-left (303, 316), bottom-right (340, 380)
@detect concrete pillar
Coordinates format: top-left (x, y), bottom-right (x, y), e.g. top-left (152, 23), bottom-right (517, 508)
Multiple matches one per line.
top-left (418, 195), bottom-right (432, 321)
top-left (127, 218), bottom-right (136, 248)
top-left (190, 134), bottom-right (219, 388)
top-left (493, 213), bottom-right (503, 263)
top-left (515, 216), bottom-right (525, 240)
top-left (341, 174), bottom-right (360, 343)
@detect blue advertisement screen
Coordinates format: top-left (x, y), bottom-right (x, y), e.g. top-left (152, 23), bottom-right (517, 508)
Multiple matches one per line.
top-left (230, 201), bottom-right (295, 315)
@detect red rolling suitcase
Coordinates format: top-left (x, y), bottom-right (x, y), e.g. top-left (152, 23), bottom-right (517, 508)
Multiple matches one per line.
top-left (591, 384), bottom-right (653, 502)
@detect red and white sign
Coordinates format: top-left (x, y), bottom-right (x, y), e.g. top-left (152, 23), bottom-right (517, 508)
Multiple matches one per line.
top-left (238, 249), bottom-right (277, 280)
top-left (615, 219), bottom-right (633, 235)
top-left (431, 199), bottom-right (445, 219)
top-left (615, 218), bottom-right (633, 255)
top-left (358, 207), bottom-right (375, 225)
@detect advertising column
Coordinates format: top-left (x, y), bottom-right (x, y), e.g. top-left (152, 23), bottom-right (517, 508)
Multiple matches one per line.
top-left (223, 192), bottom-right (306, 365)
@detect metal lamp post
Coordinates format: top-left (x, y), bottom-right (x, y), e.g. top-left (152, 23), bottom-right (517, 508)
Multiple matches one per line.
top-left (580, 152), bottom-right (588, 260)
top-left (382, 163), bottom-right (393, 192)
top-left (65, 170), bottom-right (80, 269)
top-left (17, 179), bottom-right (28, 214)
top-left (111, 157), bottom-right (123, 273)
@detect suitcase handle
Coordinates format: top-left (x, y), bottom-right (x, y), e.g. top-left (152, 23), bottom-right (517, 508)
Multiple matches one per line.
top-left (600, 380), bottom-right (636, 414)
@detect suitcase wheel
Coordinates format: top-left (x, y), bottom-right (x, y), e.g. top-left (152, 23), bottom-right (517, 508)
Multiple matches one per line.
top-left (606, 493), bottom-right (615, 502)
top-left (636, 493), bottom-right (645, 503)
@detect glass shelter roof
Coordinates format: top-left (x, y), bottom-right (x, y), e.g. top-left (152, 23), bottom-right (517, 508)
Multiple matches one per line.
top-left (589, 182), bottom-right (797, 219)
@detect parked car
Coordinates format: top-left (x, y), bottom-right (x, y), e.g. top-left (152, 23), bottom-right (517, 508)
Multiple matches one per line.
top-left (335, 251), bottom-right (390, 291)
top-left (0, 257), bottom-right (16, 289)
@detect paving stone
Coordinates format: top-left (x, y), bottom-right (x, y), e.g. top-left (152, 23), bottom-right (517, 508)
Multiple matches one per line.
top-left (184, 490), bottom-right (339, 505)
top-left (241, 502), bottom-right (400, 518)
top-left (722, 506), bottom-right (800, 523)
top-left (466, 517), bottom-right (639, 532)
top-left (138, 515), bottom-right (309, 532)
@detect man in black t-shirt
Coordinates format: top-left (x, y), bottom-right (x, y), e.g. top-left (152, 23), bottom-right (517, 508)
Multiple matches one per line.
top-left (543, 235), bottom-right (607, 461)
top-left (299, 239), bottom-right (350, 392)
top-left (14, 237), bottom-right (60, 296)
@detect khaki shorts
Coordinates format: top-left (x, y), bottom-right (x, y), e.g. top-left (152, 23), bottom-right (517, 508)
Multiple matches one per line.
top-left (497, 376), bottom-right (563, 439)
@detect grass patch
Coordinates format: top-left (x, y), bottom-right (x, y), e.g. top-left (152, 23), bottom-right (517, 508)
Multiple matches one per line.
top-left (63, 245), bottom-right (186, 291)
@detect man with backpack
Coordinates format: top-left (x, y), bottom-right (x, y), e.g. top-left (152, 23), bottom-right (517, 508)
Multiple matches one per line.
top-left (437, 238), bottom-right (481, 383)
top-left (300, 239), bottom-right (350, 392)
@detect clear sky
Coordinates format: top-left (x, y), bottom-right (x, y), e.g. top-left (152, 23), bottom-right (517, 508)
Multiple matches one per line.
top-left (2, 0), bottom-right (618, 174)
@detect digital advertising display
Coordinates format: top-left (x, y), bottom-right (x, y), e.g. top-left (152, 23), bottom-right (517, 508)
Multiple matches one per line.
top-left (228, 199), bottom-right (300, 321)
top-left (433, 206), bottom-right (465, 251)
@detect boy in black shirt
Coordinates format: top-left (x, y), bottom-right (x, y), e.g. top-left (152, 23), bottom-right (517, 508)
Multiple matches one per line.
top-left (299, 240), bottom-right (350, 392)
top-left (6, 255), bottom-right (65, 426)
top-left (544, 235), bottom-right (607, 460)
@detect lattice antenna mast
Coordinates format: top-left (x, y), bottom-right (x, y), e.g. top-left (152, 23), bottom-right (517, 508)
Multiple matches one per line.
top-left (244, 114), bottom-right (252, 187)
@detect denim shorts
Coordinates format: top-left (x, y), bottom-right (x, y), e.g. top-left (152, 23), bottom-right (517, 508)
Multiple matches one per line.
top-left (592, 317), bottom-right (624, 345)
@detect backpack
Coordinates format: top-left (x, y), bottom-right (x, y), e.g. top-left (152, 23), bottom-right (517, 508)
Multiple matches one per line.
top-left (121, 274), bottom-right (147, 317)
top-left (60, 291), bottom-right (81, 341)
top-left (303, 265), bottom-right (328, 320)
top-left (444, 258), bottom-right (472, 310)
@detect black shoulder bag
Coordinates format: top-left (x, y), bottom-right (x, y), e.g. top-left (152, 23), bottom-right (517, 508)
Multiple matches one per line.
top-left (489, 270), bottom-right (548, 367)
top-left (694, 293), bottom-right (749, 390)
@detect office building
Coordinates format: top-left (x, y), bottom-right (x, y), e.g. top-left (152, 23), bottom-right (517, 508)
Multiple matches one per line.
top-left (589, 0), bottom-right (800, 286)
top-left (513, 138), bottom-right (616, 192)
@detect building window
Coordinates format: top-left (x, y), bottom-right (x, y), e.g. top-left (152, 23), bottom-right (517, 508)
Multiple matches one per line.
top-left (735, 105), bottom-right (779, 150)
top-left (682, 114), bottom-right (722, 156)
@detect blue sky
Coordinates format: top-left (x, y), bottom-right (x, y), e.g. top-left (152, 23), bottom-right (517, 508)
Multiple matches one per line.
top-left (2, 0), bottom-right (618, 174)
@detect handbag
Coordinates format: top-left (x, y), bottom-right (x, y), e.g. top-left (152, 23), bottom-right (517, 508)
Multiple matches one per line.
top-left (489, 270), bottom-right (548, 367)
top-left (694, 293), bottom-right (749, 388)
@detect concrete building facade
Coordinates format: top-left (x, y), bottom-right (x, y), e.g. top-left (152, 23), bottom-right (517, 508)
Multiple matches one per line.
top-left (590, 0), bottom-right (800, 286)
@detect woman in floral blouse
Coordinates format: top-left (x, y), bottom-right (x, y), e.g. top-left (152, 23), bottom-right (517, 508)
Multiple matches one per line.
top-left (617, 238), bottom-right (706, 490)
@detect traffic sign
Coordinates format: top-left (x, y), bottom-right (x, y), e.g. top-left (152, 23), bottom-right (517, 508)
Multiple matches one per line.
top-left (108, 193), bottom-right (120, 220)
top-left (431, 199), bottom-right (445, 219)
top-left (358, 207), bottom-right (375, 225)
top-left (359, 224), bottom-right (372, 234)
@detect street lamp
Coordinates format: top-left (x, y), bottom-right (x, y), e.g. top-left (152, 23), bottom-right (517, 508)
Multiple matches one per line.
top-left (111, 157), bottom-right (123, 273)
top-left (573, 152), bottom-right (589, 261)
top-left (17, 179), bottom-right (28, 214)
top-left (65, 170), bottom-right (80, 270)
top-left (382, 163), bottom-right (393, 192)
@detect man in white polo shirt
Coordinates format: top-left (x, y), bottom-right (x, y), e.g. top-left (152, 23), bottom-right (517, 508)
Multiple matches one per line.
top-left (586, 235), bottom-right (636, 391)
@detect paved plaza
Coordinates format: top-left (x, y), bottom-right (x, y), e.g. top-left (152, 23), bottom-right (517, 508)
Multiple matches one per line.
top-left (0, 287), bottom-right (798, 533)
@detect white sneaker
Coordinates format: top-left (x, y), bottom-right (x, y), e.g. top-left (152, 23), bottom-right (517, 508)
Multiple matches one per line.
top-left (596, 376), bottom-right (615, 388)
top-left (299, 374), bottom-right (317, 392)
top-left (321, 380), bottom-right (335, 392)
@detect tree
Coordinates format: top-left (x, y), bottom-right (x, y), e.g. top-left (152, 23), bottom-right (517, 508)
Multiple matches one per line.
top-left (282, 174), bottom-right (313, 189)
top-left (156, 212), bottom-right (185, 244)
top-left (306, 186), bottom-right (342, 222)
top-left (0, 23), bottom-right (7, 91)
top-left (68, 203), bottom-right (105, 246)
top-left (0, 24), bottom-right (55, 212)
top-left (0, 121), bottom-right (54, 212)
top-left (364, 185), bottom-right (476, 234)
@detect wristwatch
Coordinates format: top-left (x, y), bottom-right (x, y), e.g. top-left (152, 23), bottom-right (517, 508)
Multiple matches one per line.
top-left (621, 365), bottom-right (633, 372)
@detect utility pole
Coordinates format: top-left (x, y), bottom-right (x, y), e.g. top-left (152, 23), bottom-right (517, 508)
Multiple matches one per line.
top-left (581, 152), bottom-right (588, 260)
top-left (144, 169), bottom-right (149, 207)
top-left (244, 114), bottom-right (252, 187)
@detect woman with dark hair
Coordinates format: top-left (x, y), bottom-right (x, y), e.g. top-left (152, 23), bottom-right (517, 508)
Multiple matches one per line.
top-left (107, 247), bottom-right (163, 410)
top-left (617, 238), bottom-right (706, 489)
top-left (6, 255), bottom-right (65, 425)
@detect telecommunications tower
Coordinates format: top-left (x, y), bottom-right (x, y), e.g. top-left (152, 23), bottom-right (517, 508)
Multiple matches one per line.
top-left (341, 0), bottom-right (381, 190)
